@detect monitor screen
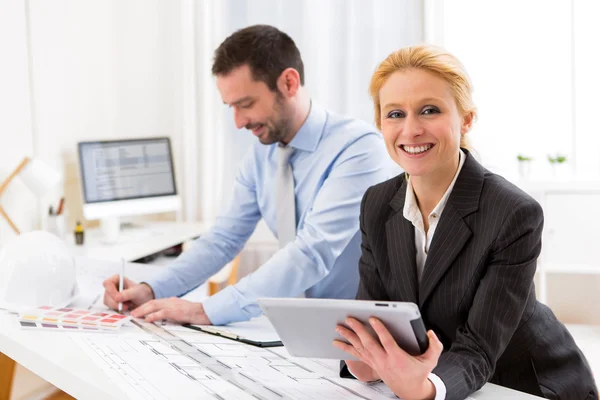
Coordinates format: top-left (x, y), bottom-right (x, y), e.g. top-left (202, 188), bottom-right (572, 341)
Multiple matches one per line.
top-left (78, 137), bottom-right (177, 204)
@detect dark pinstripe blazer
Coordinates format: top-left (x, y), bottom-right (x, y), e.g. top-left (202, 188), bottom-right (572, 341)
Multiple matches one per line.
top-left (349, 151), bottom-right (597, 400)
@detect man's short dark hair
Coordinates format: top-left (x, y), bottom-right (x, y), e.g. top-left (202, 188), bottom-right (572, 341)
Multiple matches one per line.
top-left (212, 25), bottom-right (305, 91)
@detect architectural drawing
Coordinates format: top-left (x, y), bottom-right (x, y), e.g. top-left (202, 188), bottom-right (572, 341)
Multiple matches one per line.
top-left (72, 325), bottom-right (396, 400)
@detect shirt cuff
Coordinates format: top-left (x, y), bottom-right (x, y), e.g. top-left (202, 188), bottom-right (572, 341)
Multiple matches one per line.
top-left (428, 373), bottom-right (446, 400)
top-left (142, 278), bottom-right (168, 300)
top-left (201, 285), bottom-right (253, 326)
top-left (348, 369), bottom-right (446, 399)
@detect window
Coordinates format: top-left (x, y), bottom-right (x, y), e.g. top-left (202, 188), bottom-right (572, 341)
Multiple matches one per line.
top-left (434, 1), bottom-right (600, 180)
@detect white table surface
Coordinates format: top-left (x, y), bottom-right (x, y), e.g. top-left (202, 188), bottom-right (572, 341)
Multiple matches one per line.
top-left (0, 258), bottom-right (154, 399)
top-left (66, 221), bottom-right (208, 262)
top-left (0, 258), bottom-right (543, 399)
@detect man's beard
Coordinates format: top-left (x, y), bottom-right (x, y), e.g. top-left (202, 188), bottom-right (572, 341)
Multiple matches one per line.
top-left (247, 93), bottom-right (292, 145)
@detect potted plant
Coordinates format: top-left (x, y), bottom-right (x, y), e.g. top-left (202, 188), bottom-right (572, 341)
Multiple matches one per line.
top-left (517, 154), bottom-right (533, 179)
top-left (547, 154), bottom-right (568, 178)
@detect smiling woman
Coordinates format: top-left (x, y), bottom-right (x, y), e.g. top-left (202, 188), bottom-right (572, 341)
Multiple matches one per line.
top-left (336, 45), bottom-right (598, 400)
top-left (369, 45), bottom-right (476, 188)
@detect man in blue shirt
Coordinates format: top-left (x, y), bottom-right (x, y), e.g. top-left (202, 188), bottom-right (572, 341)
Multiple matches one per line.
top-left (103, 25), bottom-right (390, 325)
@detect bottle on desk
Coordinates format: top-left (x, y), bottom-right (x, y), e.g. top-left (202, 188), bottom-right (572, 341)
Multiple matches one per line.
top-left (74, 221), bottom-right (85, 245)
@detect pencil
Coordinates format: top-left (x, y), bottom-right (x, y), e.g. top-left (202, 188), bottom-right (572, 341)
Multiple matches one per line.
top-left (118, 258), bottom-right (124, 312)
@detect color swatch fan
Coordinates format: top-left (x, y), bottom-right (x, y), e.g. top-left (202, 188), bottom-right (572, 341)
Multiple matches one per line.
top-left (18, 306), bottom-right (130, 332)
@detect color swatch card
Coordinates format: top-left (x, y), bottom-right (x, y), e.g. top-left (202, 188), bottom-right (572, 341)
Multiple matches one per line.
top-left (18, 306), bottom-right (131, 332)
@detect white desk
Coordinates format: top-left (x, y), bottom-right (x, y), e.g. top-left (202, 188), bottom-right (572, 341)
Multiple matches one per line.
top-left (0, 258), bottom-right (543, 399)
top-left (67, 221), bottom-right (208, 262)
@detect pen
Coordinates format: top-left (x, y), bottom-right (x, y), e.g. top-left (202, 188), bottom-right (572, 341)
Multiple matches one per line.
top-left (201, 326), bottom-right (240, 340)
top-left (118, 257), bottom-right (124, 312)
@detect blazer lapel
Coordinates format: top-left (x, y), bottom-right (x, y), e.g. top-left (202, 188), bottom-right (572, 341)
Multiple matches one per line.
top-left (386, 178), bottom-right (419, 305)
top-left (418, 151), bottom-right (484, 307)
top-left (418, 203), bottom-right (472, 307)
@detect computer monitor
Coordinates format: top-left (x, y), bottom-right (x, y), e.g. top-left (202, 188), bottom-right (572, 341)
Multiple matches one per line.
top-left (78, 137), bottom-right (181, 242)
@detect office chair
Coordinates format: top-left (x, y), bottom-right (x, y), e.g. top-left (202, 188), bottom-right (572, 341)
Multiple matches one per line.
top-left (207, 255), bottom-right (240, 296)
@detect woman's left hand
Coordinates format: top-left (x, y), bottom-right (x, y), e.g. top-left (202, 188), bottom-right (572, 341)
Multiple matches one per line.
top-left (334, 317), bottom-right (443, 400)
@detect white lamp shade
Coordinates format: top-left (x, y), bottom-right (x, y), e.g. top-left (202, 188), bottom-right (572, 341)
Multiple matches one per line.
top-left (19, 158), bottom-right (61, 197)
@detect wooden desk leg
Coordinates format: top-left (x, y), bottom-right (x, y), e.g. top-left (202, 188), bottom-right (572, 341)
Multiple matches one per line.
top-left (0, 352), bottom-right (16, 400)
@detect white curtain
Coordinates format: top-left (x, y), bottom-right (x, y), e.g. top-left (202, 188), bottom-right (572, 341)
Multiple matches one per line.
top-left (182, 0), bottom-right (424, 224)
top-left (1, 0), bottom-right (188, 243)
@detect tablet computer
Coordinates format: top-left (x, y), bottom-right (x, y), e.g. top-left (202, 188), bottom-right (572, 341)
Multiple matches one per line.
top-left (257, 298), bottom-right (428, 360)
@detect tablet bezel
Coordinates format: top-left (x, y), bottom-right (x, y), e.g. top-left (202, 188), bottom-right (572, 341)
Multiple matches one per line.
top-left (257, 298), bottom-right (428, 360)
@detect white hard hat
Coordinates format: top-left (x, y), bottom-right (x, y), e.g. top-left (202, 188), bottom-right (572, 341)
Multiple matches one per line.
top-left (0, 231), bottom-right (79, 311)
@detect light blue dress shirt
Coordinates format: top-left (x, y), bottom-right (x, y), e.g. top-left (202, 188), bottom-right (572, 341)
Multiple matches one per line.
top-left (145, 102), bottom-right (391, 325)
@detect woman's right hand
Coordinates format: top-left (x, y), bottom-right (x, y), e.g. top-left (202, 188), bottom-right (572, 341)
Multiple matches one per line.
top-left (345, 360), bottom-right (380, 382)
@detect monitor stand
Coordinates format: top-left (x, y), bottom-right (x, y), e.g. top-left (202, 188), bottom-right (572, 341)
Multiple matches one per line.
top-left (100, 216), bottom-right (121, 244)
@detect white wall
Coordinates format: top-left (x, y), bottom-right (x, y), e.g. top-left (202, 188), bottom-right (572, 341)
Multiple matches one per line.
top-left (573, 1), bottom-right (600, 178)
top-left (433, 0), bottom-right (600, 181)
top-left (194, 0), bottom-right (422, 214)
top-left (0, 0), bottom-right (185, 244)
top-left (0, 0), bottom-right (36, 243)
top-left (1, 0), bottom-right (423, 245)
top-left (29, 0), bottom-right (185, 224)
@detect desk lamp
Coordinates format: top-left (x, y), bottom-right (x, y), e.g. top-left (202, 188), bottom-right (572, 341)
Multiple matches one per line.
top-left (0, 157), bottom-right (61, 234)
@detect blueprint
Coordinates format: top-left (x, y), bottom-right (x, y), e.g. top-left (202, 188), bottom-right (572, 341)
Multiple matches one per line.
top-left (72, 322), bottom-right (397, 400)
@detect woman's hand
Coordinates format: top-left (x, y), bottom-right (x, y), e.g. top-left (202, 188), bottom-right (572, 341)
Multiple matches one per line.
top-left (334, 317), bottom-right (443, 400)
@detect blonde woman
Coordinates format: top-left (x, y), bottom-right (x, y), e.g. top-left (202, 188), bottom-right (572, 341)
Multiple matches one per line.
top-left (334, 45), bottom-right (597, 400)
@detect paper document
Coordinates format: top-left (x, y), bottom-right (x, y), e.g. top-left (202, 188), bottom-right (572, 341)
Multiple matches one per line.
top-left (71, 257), bottom-right (121, 310)
top-left (73, 326), bottom-right (397, 399)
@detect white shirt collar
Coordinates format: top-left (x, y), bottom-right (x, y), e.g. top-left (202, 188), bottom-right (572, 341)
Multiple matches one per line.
top-left (403, 150), bottom-right (466, 225)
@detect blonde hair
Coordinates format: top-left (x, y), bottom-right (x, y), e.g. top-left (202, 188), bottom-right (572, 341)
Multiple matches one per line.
top-left (369, 44), bottom-right (477, 148)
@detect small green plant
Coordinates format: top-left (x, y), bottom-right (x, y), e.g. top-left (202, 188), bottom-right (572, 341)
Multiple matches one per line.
top-left (547, 154), bottom-right (567, 164)
top-left (517, 154), bottom-right (533, 162)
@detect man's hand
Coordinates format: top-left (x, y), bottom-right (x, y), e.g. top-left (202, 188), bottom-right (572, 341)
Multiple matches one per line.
top-left (334, 317), bottom-right (443, 400)
top-left (130, 298), bottom-right (212, 325)
top-left (103, 275), bottom-right (154, 311)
